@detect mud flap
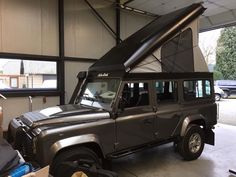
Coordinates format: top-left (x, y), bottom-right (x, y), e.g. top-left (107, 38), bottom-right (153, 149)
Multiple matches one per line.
top-left (205, 129), bottom-right (215, 145)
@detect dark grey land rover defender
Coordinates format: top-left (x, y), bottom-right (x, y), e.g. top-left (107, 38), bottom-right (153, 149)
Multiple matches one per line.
top-left (8, 4), bottom-right (217, 177)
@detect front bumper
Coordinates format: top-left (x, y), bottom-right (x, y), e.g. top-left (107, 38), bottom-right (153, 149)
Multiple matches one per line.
top-left (8, 118), bottom-right (35, 161)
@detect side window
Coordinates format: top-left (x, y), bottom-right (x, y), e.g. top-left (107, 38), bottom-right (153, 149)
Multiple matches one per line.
top-left (156, 81), bottom-right (178, 103)
top-left (122, 82), bottom-right (149, 108)
top-left (196, 80), bottom-right (203, 98)
top-left (205, 80), bottom-right (211, 96)
top-left (183, 80), bottom-right (211, 101)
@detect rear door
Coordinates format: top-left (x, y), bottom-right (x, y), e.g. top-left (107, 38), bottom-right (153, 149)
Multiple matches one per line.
top-left (154, 80), bottom-right (182, 140)
top-left (115, 81), bottom-right (156, 150)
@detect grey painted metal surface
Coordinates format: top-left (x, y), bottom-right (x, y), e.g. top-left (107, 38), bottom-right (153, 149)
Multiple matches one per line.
top-left (8, 72), bottom-right (217, 166)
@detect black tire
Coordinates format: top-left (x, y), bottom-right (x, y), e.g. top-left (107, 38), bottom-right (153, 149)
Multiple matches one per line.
top-left (178, 125), bottom-right (205, 161)
top-left (215, 93), bottom-right (221, 101)
top-left (223, 90), bottom-right (229, 99)
top-left (50, 147), bottom-right (101, 177)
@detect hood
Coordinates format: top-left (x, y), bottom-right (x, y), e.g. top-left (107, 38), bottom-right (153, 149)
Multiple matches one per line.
top-left (20, 104), bottom-right (110, 128)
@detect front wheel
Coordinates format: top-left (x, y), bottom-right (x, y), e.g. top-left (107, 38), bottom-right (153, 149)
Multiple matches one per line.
top-left (50, 147), bottom-right (101, 177)
top-left (178, 125), bottom-right (205, 161)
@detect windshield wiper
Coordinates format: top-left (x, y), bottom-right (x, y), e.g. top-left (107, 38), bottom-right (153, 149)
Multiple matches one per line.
top-left (94, 95), bottom-right (105, 103)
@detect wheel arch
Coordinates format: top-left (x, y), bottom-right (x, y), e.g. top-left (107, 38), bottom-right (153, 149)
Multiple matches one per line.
top-left (49, 134), bottom-right (104, 164)
top-left (180, 115), bottom-right (206, 136)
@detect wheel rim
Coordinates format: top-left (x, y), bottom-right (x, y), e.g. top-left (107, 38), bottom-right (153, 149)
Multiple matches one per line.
top-left (188, 133), bottom-right (202, 153)
top-left (215, 94), bottom-right (220, 101)
top-left (223, 92), bottom-right (229, 98)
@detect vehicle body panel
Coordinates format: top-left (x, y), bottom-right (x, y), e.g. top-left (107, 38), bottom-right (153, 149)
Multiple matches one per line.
top-left (8, 72), bottom-right (217, 167)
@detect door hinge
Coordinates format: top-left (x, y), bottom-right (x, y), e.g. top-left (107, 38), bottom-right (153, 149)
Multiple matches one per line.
top-left (114, 142), bottom-right (119, 150)
top-left (154, 132), bottom-right (159, 138)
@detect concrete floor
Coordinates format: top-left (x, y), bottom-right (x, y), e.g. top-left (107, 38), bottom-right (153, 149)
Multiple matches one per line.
top-left (112, 123), bottom-right (236, 177)
top-left (218, 99), bottom-right (236, 126)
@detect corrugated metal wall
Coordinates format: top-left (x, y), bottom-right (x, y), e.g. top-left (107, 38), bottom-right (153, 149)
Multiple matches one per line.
top-left (0, 0), bottom-right (59, 55)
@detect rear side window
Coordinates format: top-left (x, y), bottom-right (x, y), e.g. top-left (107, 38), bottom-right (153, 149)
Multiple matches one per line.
top-left (121, 82), bottom-right (149, 108)
top-left (183, 80), bottom-right (212, 101)
top-left (155, 81), bottom-right (178, 103)
top-left (205, 80), bottom-right (211, 96)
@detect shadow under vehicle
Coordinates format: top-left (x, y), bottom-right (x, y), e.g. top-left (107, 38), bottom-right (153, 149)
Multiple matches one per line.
top-left (8, 3), bottom-right (217, 177)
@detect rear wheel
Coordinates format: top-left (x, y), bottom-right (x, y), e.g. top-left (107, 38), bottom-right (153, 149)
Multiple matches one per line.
top-left (223, 90), bottom-right (229, 98)
top-left (178, 125), bottom-right (205, 161)
top-left (50, 147), bottom-right (101, 177)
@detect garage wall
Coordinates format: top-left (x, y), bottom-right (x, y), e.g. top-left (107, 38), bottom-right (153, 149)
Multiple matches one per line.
top-left (0, 0), bottom-right (60, 130)
top-left (64, 61), bottom-right (93, 103)
top-left (0, 1), bottom-right (155, 129)
top-left (0, 0), bottom-right (59, 56)
top-left (0, 96), bottom-right (59, 130)
top-left (120, 11), bottom-right (154, 40)
top-left (64, 0), bottom-right (116, 59)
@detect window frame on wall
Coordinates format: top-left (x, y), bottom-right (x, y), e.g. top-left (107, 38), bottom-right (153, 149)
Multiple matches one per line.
top-left (0, 54), bottom-right (61, 97)
top-left (10, 77), bottom-right (19, 88)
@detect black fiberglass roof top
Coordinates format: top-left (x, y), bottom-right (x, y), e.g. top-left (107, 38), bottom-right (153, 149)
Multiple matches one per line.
top-left (89, 3), bottom-right (206, 73)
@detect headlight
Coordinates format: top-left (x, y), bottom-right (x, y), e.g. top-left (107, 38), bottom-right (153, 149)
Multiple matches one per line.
top-left (32, 128), bottom-right (42, 154)
top-left (32, 128), bottom-right (42, 136)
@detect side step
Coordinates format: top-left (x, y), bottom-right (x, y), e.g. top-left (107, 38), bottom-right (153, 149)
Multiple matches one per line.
top-left (109, 138), bottom-right (175, 159)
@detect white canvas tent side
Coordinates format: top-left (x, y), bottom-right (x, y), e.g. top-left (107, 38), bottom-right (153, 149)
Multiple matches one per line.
top-left (89, 4), bottom-right (207, 74)
top-left (130, 18), bottom-right (208, 73)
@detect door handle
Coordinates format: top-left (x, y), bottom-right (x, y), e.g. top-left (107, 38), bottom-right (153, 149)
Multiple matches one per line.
top-left (143, 118), bottom-right (152, 125)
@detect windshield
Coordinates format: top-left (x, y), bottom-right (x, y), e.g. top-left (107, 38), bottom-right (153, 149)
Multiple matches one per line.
top-left (79, 79), bottom-right (120, 110)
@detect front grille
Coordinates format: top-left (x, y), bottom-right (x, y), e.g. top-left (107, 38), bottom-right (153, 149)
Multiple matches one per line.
top-left (22, 133), bottom-right (34, 159)
top-left (14, 128), bottom-right (34, 160)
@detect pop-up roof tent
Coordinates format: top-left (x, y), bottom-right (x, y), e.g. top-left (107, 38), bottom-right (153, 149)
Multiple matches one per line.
top-left (89, 3), bottom-right (208, 74)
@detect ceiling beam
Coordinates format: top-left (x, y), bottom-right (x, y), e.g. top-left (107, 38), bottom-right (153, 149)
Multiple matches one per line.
top-left (200, 8), bottom-right (236, 32)
top-left (123, 0), bottom-right (135, 5)
top-left (118, 4), bottom-right (159, 17)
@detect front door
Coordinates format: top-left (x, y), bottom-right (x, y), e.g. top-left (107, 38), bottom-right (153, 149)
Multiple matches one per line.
top-left (115, 81), bottom-right (155, 150)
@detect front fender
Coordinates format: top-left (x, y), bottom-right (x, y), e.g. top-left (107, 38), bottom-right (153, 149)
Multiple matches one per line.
top-left (180, 114), bottom-right (205, 136)
top-left (49, 134), bottom-right (103, 163)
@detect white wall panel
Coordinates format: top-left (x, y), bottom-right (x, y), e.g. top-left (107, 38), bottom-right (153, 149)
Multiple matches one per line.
top-left (64, 0), bottom-right (115, 59)
top-left (0, 0), bottom-right (58, 55)
top-left (0, 96), bottom-right (59, 130)
top-left (0, 0), bottom-right (2, 51)
top-left (41, 0), bottom-right (59, 56)
top-left (1, 0), bottom-right (41, 54)
top-left (64, 61), bottom-right (93, 103)
top-left (120, 11), bottom-right (154, 40)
